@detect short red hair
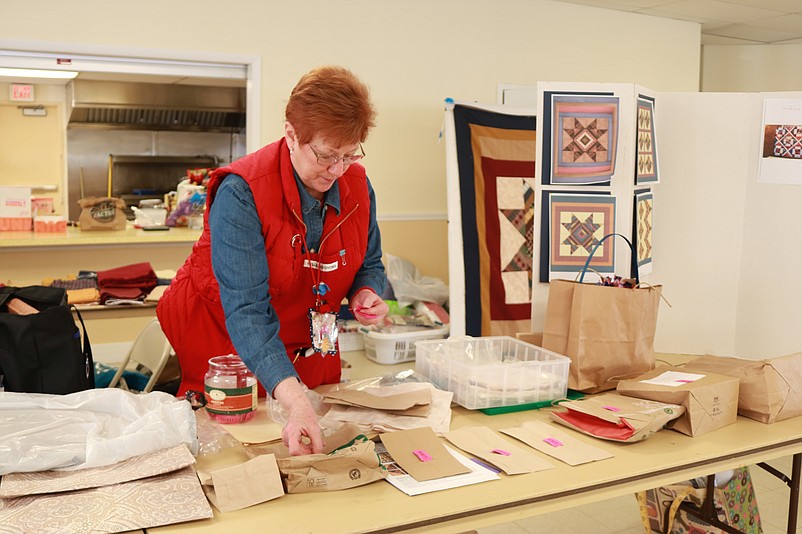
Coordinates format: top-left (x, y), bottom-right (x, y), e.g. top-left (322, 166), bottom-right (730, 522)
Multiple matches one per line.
top-left (285, 66), bottom-right (377, 147)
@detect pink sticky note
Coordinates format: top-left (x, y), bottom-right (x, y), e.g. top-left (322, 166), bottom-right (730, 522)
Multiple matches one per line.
top-left (543, 437), bottom-right (564, 447)
top-left (602, 405), bottom-right (621, 412)
top-left (491, 448), bottom-right (511, 456)
top-left (352, 306), bottom-right (379, 319)
top-left (412, 449), bottom-right (432, 462)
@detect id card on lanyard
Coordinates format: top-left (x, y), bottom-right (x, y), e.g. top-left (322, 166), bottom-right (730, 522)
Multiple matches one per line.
top-left (305, 251), bottom-right (338, 355)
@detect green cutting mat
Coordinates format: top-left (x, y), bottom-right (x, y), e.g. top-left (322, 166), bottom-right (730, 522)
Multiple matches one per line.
top-left (479, 389), bottom-right (585, 415)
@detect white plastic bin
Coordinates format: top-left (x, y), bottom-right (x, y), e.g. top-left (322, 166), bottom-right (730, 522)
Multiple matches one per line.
top-left (415, 336), bottom-right (570, 409)
top-left (363, 325), bottom-right (450, 364)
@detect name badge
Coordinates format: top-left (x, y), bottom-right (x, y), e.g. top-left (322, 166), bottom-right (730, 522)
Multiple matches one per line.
top-left (303, 259), bottom-right (339, 272)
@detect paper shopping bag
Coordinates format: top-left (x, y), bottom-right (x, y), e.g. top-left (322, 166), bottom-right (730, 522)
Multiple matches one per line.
top-left (198, 454), bottom-right (284, 512)
top-left (276, 435), bottom-right (386, 493)
top-left (683, 352), bottom-right (802, 423)
top-left (77, 197), bottom-right (127, 231)
top-left (616, 366), bottom-right (739, 436)
top-left (550, 392), bottom-right (684, 442)
top-left (542, 278), bottom-right (662, 393)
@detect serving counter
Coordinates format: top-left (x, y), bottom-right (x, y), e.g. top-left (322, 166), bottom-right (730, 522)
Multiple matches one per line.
top-left (0, 225), bottom-right (200, 343)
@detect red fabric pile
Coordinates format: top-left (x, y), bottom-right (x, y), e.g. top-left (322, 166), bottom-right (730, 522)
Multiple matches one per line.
top-left (96, 262), bottom-right (158, 304)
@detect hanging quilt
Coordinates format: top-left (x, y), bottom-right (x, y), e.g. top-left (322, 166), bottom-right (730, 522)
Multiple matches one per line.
top-left (636, 95), bottom-right (659, 184)
top-left (542, 93), bottom-right (619, 185)
top-left (448, 103), bottom-right (536, 337)
top-left (540, 192), bottom-right (616, 282)
top-left (634, 189), bottom-right (653, 275)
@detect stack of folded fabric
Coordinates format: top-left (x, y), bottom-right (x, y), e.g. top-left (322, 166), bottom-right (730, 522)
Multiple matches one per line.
top-left (96, 262), bottom-right (158, 305)
top-left (45, 275), bottom-right (100, 305)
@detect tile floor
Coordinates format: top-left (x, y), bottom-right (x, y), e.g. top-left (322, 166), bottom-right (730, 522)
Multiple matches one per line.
top-left (477, 455), bottom-right (801, 534)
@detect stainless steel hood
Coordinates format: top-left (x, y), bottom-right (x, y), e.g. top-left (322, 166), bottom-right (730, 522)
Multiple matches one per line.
top-left (67, 79), bottom-right (246, 132)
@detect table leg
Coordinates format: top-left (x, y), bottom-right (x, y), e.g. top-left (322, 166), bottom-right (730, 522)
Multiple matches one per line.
top-left (788, 453), bottom-right (801, 534)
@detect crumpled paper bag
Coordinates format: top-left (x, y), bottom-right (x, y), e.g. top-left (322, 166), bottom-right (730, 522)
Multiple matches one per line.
top-left (276, 436), bottom-right (387, 493)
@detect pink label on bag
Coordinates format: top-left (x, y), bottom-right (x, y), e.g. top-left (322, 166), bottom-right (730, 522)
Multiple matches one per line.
top-left (543, 437), bottom-right (564, 447)
top-left (491, 448), bottom-right (511, 456)
top-left (603, 405), bottom-right (621, 412)
top-left (413, 449), bottom-right (432, 462)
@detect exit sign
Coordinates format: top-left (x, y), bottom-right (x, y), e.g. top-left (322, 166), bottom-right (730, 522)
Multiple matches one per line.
top-left (10, 84), bottom-right (35, 102)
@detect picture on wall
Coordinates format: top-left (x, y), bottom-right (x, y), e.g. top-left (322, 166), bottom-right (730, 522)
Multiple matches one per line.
top-left (758, 98), bottom-right (802, 186)
top-left (636, 95), bottom-right (659, 184)
top-left (447, 102), bottom-right (537, 337)
top-left (541, 93), bottom-right (619, 186)
top-left (634, 189), bottom-right (653, 275)
top-left (540, 191), bottom-right (616, 282)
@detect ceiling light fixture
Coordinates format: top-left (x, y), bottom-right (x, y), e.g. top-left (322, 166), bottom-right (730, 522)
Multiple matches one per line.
top-left (0, 67), bottom-right (78, 79)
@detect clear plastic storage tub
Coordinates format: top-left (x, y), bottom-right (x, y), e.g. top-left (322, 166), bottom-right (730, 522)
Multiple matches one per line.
top-left (415, 336), bottom-right (570, 409)
top-left (363, 325), bottom-right (450, 364)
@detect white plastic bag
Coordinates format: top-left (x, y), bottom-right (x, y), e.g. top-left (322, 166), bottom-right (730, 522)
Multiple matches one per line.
top-left (0, 389), bottom-right (197, 475)
top-left (385, 253), bottom-right (449, 307)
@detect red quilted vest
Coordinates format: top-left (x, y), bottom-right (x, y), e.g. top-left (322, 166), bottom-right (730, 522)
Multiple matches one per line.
top-left (158, 138), bottom-right (371, 395)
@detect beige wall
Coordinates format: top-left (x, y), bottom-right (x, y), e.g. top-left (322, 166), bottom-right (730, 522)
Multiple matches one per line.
top-left (1, 0), bottom-right (699, 264)
top-left (702, 44), bottom-right (802, 92)
top-left (0, 83), bottom-right (67, 208)
top-left (1, 0), bottom-right (700, 344)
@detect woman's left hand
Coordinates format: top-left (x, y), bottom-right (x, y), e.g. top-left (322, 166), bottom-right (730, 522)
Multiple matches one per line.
top-left (349, 289), bottom-right (388, 326)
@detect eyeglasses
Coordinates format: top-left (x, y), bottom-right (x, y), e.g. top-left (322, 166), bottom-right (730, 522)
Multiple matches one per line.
top-left (308, 143), bottom-right (365, 167)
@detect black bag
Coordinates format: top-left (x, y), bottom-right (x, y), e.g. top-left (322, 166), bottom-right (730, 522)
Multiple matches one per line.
top-left (0, 285), bottom-right (94, 394)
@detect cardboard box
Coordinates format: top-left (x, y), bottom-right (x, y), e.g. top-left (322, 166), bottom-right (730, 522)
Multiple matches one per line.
top-left (617, 365), bottom-right (739, 436)
top-left (34, 215), bottom-right (67, 233)
top-left (0, 186), bottom-right (32, 232)
top-left (31, 197), bottom-right (55, 216)
top-left (516, 332), bottom-right (544, 347)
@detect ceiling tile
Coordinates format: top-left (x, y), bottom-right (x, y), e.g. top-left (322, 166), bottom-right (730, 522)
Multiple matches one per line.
top-left (700, 33), bottom-right (758, 45)
top-left (717, 0), bottom-right (802, 13)
top-left (640, 0), bottom-right (784, 24)
top-left (555, 0), bottom-right (667, 10)
top-left (705, 23), bottom-right (800, 42)
top-left (746, 13), bottom-right (802, 35)
top-left (549, 0), bottom-right (802, 43)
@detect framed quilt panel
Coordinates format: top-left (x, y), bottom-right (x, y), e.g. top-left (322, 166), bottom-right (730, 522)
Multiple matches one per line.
top-left (634, 189), bottom-right (653, 275)
top-left (540, 192), bottom-right (616, 282)
top-left (542, 93), bottom-right (619, 185)
top-left (450, 103), bottom-right (536, 337)
top-left (636, 95), bottom-right (659, 184)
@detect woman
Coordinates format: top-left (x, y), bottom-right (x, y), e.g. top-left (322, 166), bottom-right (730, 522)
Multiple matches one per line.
top-left (157, 66), bottom-right (388, 455)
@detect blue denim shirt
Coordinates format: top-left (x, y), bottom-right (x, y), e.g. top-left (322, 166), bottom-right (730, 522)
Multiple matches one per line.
top-left (209, 172), bottom-right (386, 395)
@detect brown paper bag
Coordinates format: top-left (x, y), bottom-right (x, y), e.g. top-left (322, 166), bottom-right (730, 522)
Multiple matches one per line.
top-left (683, 352), bottom-right (802, 424)
top-left (198, 454), bottom-right (284, 512)
top-left (616, 366), bottom-right (739, 436)
top-left (542, 233), bottom-right (662, 393)
top-left (276, 436), bottom-right (387, 493)
top-left (78, 196), bottom-right (127, 231)
top-left (542, 279), bottom-right (662, 393)
top-left (550, 392), bottom-right (684, 442)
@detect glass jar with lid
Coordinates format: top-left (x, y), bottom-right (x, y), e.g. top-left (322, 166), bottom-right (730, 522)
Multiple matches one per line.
top-left (203, 354), bottom-right (257, 424)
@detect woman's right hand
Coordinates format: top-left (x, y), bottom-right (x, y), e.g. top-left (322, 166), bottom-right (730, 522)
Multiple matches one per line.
top-left (273, 377), bottom-right (325, 455)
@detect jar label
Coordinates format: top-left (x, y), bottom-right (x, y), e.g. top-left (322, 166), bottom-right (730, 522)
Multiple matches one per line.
top-left (204, 385), bottom-right (257, 415)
